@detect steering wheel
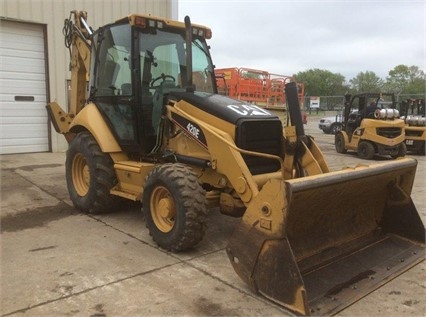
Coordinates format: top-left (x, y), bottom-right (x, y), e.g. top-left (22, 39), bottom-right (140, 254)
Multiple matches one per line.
top-left (150, 74), bottom-right (176, 88)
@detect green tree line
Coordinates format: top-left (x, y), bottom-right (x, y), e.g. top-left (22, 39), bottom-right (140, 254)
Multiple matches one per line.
top-left (294, 64), bottom-right (425, 98)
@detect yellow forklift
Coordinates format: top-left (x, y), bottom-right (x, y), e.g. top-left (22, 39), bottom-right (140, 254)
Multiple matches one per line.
top-left (335, 93), bottom-right (407, 159)
top-left (400, 98), bottom-right (425, 155)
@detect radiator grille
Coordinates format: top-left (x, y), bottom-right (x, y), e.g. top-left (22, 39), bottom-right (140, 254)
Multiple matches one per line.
top-left (236, 119), bottom-right (282, 175)
top-left (376, 127), bottom-right (401, 138)
top-left (405, 129), bottom-right (424, 137)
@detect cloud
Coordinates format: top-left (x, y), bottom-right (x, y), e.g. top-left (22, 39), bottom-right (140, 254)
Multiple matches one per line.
top-left (179, 0), bottom-right (425, 81)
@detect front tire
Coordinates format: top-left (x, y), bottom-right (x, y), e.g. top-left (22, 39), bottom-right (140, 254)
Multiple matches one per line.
top-left (357, 141), bottom-right (375, 160)
top-left (66, 131), bottom-right (119, 214)
top-left (142, 163), bottom-right (207, 252)
top-left (335, 133), bottom-right (347, 153)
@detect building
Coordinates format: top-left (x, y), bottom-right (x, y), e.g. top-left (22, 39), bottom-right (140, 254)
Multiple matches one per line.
top-left (0, 0), bottom-right (177, 154)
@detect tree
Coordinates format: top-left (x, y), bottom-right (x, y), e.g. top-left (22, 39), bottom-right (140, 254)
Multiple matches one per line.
top-left (294, 68), bottom-right (348, 97)
top-left (384, 65), bottom-right (425, 96)
top-left (349, 71), bottom-right (384, 93)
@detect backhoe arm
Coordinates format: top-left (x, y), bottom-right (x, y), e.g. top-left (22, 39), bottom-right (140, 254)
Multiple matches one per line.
top-left (46, 11), bottom-right (92, 139)
top-left (68, 10), bottom-right (92, 117)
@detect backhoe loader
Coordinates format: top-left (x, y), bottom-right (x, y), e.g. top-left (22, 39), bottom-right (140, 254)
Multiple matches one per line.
top-left (47, 11), bottom-right (425, 316)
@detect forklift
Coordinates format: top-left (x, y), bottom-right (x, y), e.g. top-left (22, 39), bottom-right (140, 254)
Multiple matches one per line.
top-left (335, 93), bottom-right (406, 159)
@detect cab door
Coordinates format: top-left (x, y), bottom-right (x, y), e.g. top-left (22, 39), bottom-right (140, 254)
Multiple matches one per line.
top-left (91, 23), bottom-right (142, 153)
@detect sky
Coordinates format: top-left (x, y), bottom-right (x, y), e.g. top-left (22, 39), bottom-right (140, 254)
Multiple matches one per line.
top-left (178, 0), bottom-right (425, 82)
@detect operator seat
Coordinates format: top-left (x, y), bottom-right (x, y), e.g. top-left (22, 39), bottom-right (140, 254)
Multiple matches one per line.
top-left (346, 111), bottom-right (360, 135)
top-left (98, 58), bottom-right (120, 95)
top-left (121, 83), bottom-right (132, 96)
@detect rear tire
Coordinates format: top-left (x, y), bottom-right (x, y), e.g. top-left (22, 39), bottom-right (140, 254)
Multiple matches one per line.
top-left (335, 133), bottom-right (347, 154)
top-left (418, 142), bottom-right (426, 155)
top-left (142, 163), bottom-right (207, 252)
top-left (66, 131), bottom-right (119, 214)
top-left (357, 141), bottom-right (375, 160)
top-left (391, 142), bottom-right (407, 159)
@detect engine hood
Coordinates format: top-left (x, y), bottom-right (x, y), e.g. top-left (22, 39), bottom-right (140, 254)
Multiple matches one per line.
top-left (169, 91), bottom-right (279, 125)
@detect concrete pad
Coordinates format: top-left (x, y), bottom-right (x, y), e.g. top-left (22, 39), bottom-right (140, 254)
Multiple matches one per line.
top-left (4, 262), bottom-right (287, 317)
top-left (16, 168), bottom-right (69, 203)
top-left (0, 152), bottom-right (65, 169)
top-left (1, 170), bottom-right (60, 216)
top-left (188, 249), bottom-right (265, 300)
top-left (1, 209), bottom-right (178, 315)
top-left (93, 206), bottom-right (240, 260)
top-left (2, 152), bottom-right (70, 206)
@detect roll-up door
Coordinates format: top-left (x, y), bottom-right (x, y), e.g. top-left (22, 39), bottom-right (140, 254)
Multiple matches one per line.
top-left (0, 20), bottom-right (49, 154)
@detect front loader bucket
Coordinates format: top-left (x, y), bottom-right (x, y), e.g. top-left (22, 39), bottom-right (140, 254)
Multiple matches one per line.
top-left (227, 158), bottom-right (425, 316)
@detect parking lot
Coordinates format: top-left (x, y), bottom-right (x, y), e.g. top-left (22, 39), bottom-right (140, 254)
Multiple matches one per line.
top-left (1, 115), bottom-right (425, 317)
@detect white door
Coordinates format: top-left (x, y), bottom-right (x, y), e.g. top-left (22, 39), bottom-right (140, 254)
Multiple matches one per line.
top-left (0, 20), bottom-right (49, 154)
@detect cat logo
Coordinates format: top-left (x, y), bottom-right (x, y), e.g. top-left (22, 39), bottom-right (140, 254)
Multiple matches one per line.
top-left (227, 104), bottom-right (271, 116)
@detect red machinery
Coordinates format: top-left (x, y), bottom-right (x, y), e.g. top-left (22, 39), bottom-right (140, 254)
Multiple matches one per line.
top-left (215, 67), bottom-right (305, 109)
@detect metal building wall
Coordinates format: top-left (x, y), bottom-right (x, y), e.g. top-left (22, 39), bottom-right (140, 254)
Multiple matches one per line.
top-left (0, 0), bottom-right (177, 152)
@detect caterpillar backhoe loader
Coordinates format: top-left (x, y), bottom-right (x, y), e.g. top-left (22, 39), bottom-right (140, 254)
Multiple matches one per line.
top-left (47, 11), bottom-right (425, 316)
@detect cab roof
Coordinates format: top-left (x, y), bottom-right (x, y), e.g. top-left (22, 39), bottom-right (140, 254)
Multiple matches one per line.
top-left (115, 14), bottom-right (212, 39)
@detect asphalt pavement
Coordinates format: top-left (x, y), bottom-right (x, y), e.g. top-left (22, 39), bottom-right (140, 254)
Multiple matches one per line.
top-left (1, 116), bottom-right (425, 317)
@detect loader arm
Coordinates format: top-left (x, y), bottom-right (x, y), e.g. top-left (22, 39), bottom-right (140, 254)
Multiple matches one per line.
top-left (46, 11), bottom-right (92, 138)
top-left (283, 82), bottom-right (329, 178)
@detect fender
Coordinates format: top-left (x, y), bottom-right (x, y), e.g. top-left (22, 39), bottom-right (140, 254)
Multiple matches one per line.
top-left (340, 130), bottom-right (350, 145)
top-left (70, 103), bottom-right (122, 153)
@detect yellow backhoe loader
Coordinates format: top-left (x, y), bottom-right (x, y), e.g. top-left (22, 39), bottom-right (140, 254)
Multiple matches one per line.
top-left (47, 11), bottom-right (425, 316)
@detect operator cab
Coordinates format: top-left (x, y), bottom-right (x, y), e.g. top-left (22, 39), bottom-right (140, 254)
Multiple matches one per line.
top-left (344, 93), bottom-right (397, 135)
top-left (88, 15), bottom-right (216, 154)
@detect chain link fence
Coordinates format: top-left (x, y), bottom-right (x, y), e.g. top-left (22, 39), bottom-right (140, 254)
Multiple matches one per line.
top-left (302, 93), bottom-right (425, 113)
top-left (302, 96), bottom-right (344, 115)
top-left (396, 93), bottom-right (425, 103)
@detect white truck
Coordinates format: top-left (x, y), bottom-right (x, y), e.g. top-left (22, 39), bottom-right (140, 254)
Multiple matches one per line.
top-left (318, 113), bottom-right (344, 134)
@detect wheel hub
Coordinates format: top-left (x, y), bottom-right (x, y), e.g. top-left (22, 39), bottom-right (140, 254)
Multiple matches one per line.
top-left (158, 197), bottom-right (174, 218)
top-left (151, 186), bottom-right (176, 233)
top-left (72, 153), bottom-right (90, 196)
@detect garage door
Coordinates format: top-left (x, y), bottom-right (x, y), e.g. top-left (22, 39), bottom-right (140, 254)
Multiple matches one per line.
top-left (0, 20), bottom-right (49, 154)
